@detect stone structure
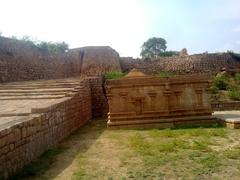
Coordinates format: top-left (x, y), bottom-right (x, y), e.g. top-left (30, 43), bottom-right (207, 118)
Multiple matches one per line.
top-left (106, 69), bottom-right (216, 128)
top-left (76, 46), bottom-right (121, 76)
top-left (180, 48), bottom-right (188, 57)
top-left (0, 76), bottom-right (108, 179)
top-left (214, 111), bottom-right (240, 129)
top-left (120, 53), bottom-right (240, 75)
top-left (1, 35), bottom-right (240, 178)
top-left (0, 37), bottom-right (121, 83)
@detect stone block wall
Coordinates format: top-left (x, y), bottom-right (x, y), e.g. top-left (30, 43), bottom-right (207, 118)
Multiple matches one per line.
top-left (212, 101), bottom-right (240, 111)
top-left (120, 53), bottom-right (240, 75)
top-left (0, 37), bottom-right (121, 83)
top-left (78, 46), bottom-right (121, 76)
top-left (0, 80), bottom-right (92, 179)
top-left (88, 76), bottom-right (109, 117)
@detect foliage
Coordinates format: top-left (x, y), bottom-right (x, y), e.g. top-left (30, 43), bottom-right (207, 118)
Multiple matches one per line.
top-left (157, 71), bottom-right (176, 78)
top-left (9, 35), bottom-right (69, 54)
top-left (234, 73), bottom-right (240, 83)
top-left (158, 50), bottom-right (179, 57)
top-left (213, 75), bottom-right (229, 90)
top-left (105, 71), bottom-right (126, 80)
top-left (212, 74), bottom-right (240, 101)
top-left (140, 37), bottom-right (167, 59)
top-left (37, 41), bottom-right (69, 54)
top-left (228, 88), bottom-right (240, 101)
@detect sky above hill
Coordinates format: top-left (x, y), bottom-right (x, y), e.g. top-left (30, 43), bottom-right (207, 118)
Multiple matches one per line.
top-left (0, 0), bottom-right (240, 57)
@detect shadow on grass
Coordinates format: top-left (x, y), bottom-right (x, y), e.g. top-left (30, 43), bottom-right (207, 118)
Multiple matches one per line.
top-left (11, 118), bottom-right (107, 180)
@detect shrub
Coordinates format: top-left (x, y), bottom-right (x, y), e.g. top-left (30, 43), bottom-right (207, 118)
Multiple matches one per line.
top-left (105, 71), bottom-right (126, 80)
top-left (234, 73), bottom-right (240, 83)
top-left (157, 71), bottom-right (176, 78)
top-left (228, 88), bottom-right (240, 101)
top-left (213, 75), bottom-right (229, 90)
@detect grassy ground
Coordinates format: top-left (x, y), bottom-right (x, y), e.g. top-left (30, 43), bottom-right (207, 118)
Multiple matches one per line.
top-left (15, 119), bottom-right (240, 180)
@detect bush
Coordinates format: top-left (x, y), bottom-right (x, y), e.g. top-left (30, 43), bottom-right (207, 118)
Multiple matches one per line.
top-left (228, 88), bottom-right (240, 101)
top-left (157, 71), bottom-right (176, 78)
top-left (213, 75), bottom-right (229, 90)
top-left (105, 71), bottom-right (126, 80)
top-left (234, 73), bottom-right (240, 83)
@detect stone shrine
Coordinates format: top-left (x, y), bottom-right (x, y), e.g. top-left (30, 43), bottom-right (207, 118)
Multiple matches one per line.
top-left (106, 69), bottom-right (216, 128)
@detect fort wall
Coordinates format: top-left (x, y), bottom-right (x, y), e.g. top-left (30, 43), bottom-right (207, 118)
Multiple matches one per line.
top-left (120, 54), bottom-right (240, 75)
top-left (0, 37), bottom-right (121, 83)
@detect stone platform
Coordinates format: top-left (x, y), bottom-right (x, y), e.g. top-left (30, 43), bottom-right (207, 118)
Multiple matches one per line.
top-left (106, 69), bottom-right (217, 129)
top-left (0, 78), bottom-right (84, 130)
top-left (214, 111), bottom-right (240, 129)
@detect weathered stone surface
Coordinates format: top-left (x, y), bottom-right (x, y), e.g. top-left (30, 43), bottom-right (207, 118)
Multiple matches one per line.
top-left (106, 69), bottom-right (216, 128)
top-left (0, 77), bottom-right (107, 179)
top-left (214, 111), bottom-right (240, 129)
top-left (74, 46), bottom-right (121, 76)
top-left (180, 48), bottom-right (188, 57)
top-left (120, 53), bottom-right (240, 75)
top-left (0, 37), bottom-right (121, 83)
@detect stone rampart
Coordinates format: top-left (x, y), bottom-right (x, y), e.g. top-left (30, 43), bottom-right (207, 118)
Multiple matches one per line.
top-left (0, 37), bottom-right (121, 83)
top-left (120, 53), bottom-right (240, 75)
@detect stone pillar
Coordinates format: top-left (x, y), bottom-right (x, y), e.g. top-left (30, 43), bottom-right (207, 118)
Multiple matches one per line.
top-left (148, 91), bottom-right (157, 110)
top-left (174, 90), bottom-right (182, 108)
top-left (195, 89), bottom-right (203, 107)
top-left (119, 92), bottom-right (128, 111)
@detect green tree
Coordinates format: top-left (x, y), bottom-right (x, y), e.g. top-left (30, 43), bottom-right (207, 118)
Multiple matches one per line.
top-left (37, 41), bottom-right (69, 54)
top-left (140, 37), bottom-right (167, 59)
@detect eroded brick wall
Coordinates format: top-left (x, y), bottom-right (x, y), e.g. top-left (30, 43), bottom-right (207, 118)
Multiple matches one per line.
top-left (120, 53), bottom-right (240, 75)
top-left (88, 76), bottom-right (109, 117)
top-left (0, 37), bottom-right (121, 83)
top-left (0, 80), bottom-right (92, 179)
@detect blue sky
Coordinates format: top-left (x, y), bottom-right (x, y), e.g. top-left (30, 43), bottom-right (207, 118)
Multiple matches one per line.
top-left (0, 0), bottom-right (240, 57)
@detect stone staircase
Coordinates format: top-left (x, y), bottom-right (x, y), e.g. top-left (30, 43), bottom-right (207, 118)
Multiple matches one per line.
top-left (0, 78), bottom-right (84, 129)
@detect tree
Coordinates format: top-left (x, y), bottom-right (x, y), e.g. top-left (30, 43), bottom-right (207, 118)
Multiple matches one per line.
top-left (37, 41), bottom-right (69, 54)
top-left (140, 37), bottom-right (167, 59)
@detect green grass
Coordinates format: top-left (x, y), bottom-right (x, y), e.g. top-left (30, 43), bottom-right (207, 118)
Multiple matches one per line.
top-left (17, 120), bottom-right (240, 180)
top-left (104, 71), bottom-right (126, 80)
top-left (234, 73), bottom-right (240, 83)
top-left (12, 146), bottom-right (68, 179)
top-left (156, 71), bottom-right (176, 78)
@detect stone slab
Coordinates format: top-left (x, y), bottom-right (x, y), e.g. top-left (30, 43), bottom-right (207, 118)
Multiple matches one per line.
top-left (213, 111), bottom-right (240, 129)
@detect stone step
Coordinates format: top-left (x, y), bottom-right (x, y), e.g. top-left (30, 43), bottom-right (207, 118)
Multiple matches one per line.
top-left (0, 92), bottom-right (68, 96)
top-left (0, 84), bottom-right (80, 90)
top-left (0, 95), bottom-right (66, 100)
top-left (0, 88), bottom-right (76, 93)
